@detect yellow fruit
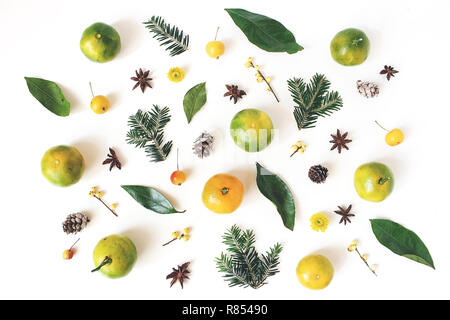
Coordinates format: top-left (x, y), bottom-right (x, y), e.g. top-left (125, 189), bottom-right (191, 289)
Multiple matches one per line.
top-left (296, 254), bottom-right (334, 290)
top-left (206, 41), bottom-right (225, 58)
top-left (202, 174), bottom-right (244, 214)
top-left (90, 95), bottom-right (110, 114)
top-left (385, 129), bottom-right (404, 146)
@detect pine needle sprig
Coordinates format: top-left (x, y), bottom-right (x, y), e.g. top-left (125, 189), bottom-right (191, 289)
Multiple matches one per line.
top-left (215, 225), bottom-right (282, 289)
top-left (288, 74), bottom-right (343, 130)
top-left (126, 105), bottom-right (173, 162)
top-left (143, 16), bottom-right (189, 56)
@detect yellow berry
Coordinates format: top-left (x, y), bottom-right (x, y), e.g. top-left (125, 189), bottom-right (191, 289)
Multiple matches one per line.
top-left (245, 62), bottom-right (251, 68)
top-left (172, 232), bottom-right (179, 239)
top-left (95, 191), bottom-right (104, 198)
top-left (111, 203), bottom-right (118, 210)
top-left (206, 41), bottom-right (225, 58)
top-left (351, 240), bottom-right (358, 246)
top-left (370, 265), bottom-right (377, 272)
top-left (257, 77), bottom-right (263, 83)
top-left (91, 186), bottom-right (97, 192)
top-left (254, 65), bottom-right (260, 70)
top-left (88, 191), bottom-right (95, 197)
top-left (266, 77), bottom-right (272, 83)
top-left (347, 244), bottom-right (357, 252)
top-left (385, 129), bottom-right (404, 146)
top-left (247, 57), bottom-right (253, 62)
top-left (362, 254), bottom-right (368, 261)
top-left (177, 234), bottom-right (183, 239)
top-left (90, 95), bottom-right (110, 114)
top-left (183, 235), bottom-right (190, 241)
top-left (290, 145), bottom-right (299, 152)
top-left (183, 227), bottom-right (190, 235)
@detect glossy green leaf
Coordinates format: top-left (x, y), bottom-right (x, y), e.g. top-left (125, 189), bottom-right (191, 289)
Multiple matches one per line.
top-left (25, 77), bottom-right (70, 117)
top-left (183, 82), bottom-right (207, 123)
top-left (121, 185), bottom-right (185, 214)
top-left (225, 8), bottom-right (303, 54)
top-left (370, 219), bottom-right (435, 269)
top-left (256, 162), bottom-right (296, 231)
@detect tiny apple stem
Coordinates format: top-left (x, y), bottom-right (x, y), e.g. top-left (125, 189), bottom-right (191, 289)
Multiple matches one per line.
top-left (378, 177), bottom-right (391, 185)
top-left (91, 256), bottom-right (112, 273)
top-left (89, 82), bottom-right (95, 98)
top-left (221, 187), bottom-right (229, 195)
top-left (214, 27), bottom-right (220, 41)
top-left (69, 238), bottom-right (80, 251)
top-left (375, 120), bottom-right (389, 132)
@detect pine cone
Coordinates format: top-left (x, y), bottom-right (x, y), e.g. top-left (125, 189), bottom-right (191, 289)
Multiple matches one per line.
top-left (308, 165), bottom-right (328, 183)
top-left (193, 132), bottom-right (214, 159)
top-left (62, 213), bottom-right (89, 235)
top-left (356, 80), bottom-right (379, 98)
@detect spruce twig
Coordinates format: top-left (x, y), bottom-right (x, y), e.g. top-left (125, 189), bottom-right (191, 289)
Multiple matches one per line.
top-left (288, 74), bottom-right (343, 130)
top-left (143, 16), bottom-right (189, 56)
top-left (126, 105), bottom-right (173, 162)
top-left (215, 225), bottom-right (282, 289)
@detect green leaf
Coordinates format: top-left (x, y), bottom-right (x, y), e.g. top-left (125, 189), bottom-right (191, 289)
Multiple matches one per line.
top-left (225, 8), bottom-right (303, 54)
top-left (183, 82), bottom-right (207, 123)
top-left (256, 162), bottom-right (296, 231)
top-left (370, 219), bottom-right (435, 269)
top-left (121, 185), bottom-right (185, 214)
top-left (24, 77), bottom-right (70, 117)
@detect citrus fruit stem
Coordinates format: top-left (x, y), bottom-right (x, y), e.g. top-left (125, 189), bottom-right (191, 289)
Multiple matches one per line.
top-left (352, 38), bottom-right (363, 46)
top-left (91, 256), bottom-right (112, 273)
top-left (378, 177), bottom-right (391, 185)
top-left (221, 187), bottom-right (229, 195)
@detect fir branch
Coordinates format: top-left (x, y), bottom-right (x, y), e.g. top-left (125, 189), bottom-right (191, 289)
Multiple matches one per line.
top-left (288, 74), bottom-right (343, 130)
top-left (215, 225), bottom-right (282, 289)
top-left (126, 105), bottom-right (173, 162)
top-left (143, 16), bottom-right (189, 56)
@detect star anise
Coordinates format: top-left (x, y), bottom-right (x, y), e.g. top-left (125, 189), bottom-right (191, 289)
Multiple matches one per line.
top-left (224, 85), bottom-right (246, 104)
top-left (166, 262), bottom-right (190, 289)
top-left (102, 147), bottom-right (122, 171)
top-left (330, 129), bottom-right (352, 153)
top-left (131, 68), bottom-right (152, 93)
top-left (380, 65), bottom-right (399, 81)
top-left (334, 205), bottom-right (355, 225)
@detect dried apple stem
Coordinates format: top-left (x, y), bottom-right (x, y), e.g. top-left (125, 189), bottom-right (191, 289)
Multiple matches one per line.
top-left (69, 238), bottom-right (80, 251)
top-left (89, 82), bottom-right (95, 98)
top-left (375, 120), bottom-right (389, 132)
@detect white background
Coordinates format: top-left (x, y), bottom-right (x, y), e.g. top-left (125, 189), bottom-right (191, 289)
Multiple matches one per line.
top-left (0, 0), bottom-right (449, 300)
